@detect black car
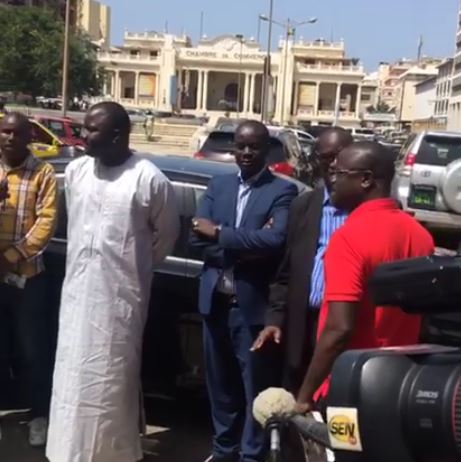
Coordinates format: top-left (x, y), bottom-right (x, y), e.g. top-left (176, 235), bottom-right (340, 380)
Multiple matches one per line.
top-left (44, 154), bottom-right (307, 393)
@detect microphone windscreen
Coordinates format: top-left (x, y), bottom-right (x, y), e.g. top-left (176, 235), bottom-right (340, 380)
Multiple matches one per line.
top-left (252, 387), bottom-right (296, 426)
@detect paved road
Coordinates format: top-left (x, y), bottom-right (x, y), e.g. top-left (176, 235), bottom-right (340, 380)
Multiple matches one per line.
top-left (0, 393), bottom-right (212, 462)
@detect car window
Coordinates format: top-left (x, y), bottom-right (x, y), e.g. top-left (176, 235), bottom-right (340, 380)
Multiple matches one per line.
top-left (397, 133), bottom-right (416, 163)
top-left (48, 121), bottom-right (66, 138)
top-left (267, 137), bottom-right (288, 163)
top-left (31, 123), bottom-right (54, 145)
top-left (70, 124), bottom-right (82, 138)
top-left (202, 132), bottom-right (235, 153)
top-left (417, 136), bottom-right (461, 166)
top-left (355, 129), bottom-right (374, 135)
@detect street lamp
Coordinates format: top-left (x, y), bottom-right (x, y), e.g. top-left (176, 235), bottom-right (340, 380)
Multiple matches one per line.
top-left (61, 0), bottom-right (71, 117)
top-left (260, 15), bottom-right (317, 124)
top-left (235, 34), bottom-right (244, 117)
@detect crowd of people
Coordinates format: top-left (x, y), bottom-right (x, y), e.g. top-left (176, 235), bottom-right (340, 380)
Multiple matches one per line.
top-left (0, 103), bottom-right (434, 462)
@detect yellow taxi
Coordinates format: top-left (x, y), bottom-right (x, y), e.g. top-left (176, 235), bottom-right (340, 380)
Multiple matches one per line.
top-left (0, 113), bottom-right (63, 158)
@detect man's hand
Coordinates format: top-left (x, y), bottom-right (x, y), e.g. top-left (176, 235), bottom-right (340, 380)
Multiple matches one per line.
top-left (192, 218), bottom-right (219, 240)
top-left (251, 326), bottom-right (282, 351)
top-left (295, 399), bottom-right (313, 415)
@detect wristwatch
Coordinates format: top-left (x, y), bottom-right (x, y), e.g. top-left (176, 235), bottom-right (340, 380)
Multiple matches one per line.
top-left (214, 224), bottom-right (222, 240)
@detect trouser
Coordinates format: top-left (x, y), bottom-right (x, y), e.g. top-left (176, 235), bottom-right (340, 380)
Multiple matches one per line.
top-left (203, 293), bottom-right (280, 462)
top-left (283, 309), bottom-right (320, 395)
top-left (0, 272), bottom-right (52, 417)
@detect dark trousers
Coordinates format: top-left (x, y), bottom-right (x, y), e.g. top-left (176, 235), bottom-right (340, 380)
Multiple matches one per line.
top-left (203, 294), bottom-right (280, 462)
top-left (0, 272), bottom-right (52, 417)
top-left (283, 308), bottom-right (319, 395)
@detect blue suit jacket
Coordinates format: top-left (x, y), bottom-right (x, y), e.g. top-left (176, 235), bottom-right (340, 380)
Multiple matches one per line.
top-left (191, 170), bottom-right (297, 325)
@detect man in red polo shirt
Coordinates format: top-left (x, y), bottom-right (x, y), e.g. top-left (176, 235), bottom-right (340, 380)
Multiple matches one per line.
top-left (296, 141), bottom-right (434, 412)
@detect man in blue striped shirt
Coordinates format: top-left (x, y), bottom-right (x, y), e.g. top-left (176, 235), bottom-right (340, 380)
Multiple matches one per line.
top-left (253, 127), bottom-right (353, 393)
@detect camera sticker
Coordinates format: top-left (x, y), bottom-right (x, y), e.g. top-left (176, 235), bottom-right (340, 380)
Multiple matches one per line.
top-left (327, 407), bottom-right (363, 452)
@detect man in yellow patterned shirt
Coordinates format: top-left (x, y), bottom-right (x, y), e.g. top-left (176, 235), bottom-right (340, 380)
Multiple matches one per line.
top-left (0, 112), bottom-right (57, 447)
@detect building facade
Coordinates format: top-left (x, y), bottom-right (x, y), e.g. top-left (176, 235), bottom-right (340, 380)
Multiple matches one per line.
top-left (434, 58), bottom-right (453, 128)
top-left (448, 5), bottom-right (461, 131)
top-left (97, 32), bottom-right (366, 127)
top-left (76, 0), bottom-right (110, 48)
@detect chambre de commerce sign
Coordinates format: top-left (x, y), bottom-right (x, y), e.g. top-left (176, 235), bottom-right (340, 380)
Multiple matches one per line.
top-left (182, 50), bottom-right (265, 61)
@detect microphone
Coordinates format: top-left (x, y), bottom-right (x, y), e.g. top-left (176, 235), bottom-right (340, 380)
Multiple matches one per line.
top-left (252, 388), bottom-right (332, 449)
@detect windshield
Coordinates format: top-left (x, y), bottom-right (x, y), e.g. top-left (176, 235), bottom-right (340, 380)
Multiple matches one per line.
top-left (70, 123), bottom-right (83, 138)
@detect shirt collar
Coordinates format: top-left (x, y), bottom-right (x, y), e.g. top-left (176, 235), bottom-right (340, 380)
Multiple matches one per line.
top-left (238, 167), bottom-right (267, 186)
top-left (349, 198), bottom-right (398, 218)
top-left (1, 152), bottom-right (36, 173)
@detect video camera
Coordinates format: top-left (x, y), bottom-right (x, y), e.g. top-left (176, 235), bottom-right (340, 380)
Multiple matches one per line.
top-left (326, 255), bottom-right (461, 462)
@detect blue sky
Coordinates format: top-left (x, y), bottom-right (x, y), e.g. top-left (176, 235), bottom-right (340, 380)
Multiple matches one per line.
top-left (103, 0), bottom-right (459, 71)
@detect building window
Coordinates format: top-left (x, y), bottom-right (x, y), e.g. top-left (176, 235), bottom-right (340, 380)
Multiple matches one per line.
top-left (130, 50), bottom-right (140, 56)
top-left (361, 94), bottom-right (371, 102)
top-left (150, 51), bottom-right (159, 57)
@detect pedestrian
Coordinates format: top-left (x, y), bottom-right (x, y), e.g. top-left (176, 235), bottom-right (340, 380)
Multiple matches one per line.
top-left (144, 110), bottom-right (154, 140)
top-left (0, 112), bottom-right (58, 446)
top-left (294, 141), bottom-right (434, 414)
top-left (191, 120), bottom-right (297, 462)
top-left (252, 127), bottom-right (353, 395)
top-left (46, 102), bottom-right (180, 462)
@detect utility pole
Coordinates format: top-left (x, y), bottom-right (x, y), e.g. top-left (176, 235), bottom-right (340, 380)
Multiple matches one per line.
top-left (280, 21), bottom-right (291, 125)
top-left (261, 0), bottom-right (274, 123)
top-left (61, 0), bottom-right (71, 117)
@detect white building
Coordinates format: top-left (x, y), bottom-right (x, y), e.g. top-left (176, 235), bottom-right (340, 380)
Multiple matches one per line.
top-left (97, 32), bottom-right (366, 127)
top-left (448, 5), bottom-right (461, 131)
top-left (434, 58), bottom-right (453, 128)
top-left (413, 76), bottom-right (436, 121)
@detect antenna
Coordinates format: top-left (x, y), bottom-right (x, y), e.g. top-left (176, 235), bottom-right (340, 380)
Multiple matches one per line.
top-left (200, 11), bottom-right (204, 38)
top-left (417, 34), bottom-right (423, 63)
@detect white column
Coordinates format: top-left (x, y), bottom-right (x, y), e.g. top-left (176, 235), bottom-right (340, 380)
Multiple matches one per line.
top-left (292, 81), bottom-right (299, 116)
top-left (249, 74), bottom-right (256, 114)
top-left (115, 70), bottom-right (121, 101)
top-left (202, 71), bottom-right (209, 111)
top-left (134, 72), bottom-right (140, 106)
top-left (110, 72), bottom-right (115, 97)
top-left (243, 73), bottom-right (250, 113)
top-left (155, 73), bottom-right (160, 108)
top-left (197, 71), bottom-right (203, 111)
top-left (355, 84), bottom-right (362, 117)
top-left (314, 82), bottom-right (320, 115)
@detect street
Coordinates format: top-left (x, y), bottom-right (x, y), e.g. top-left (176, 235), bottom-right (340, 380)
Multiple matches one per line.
top-left (0, 392), bottom-right (212, 462)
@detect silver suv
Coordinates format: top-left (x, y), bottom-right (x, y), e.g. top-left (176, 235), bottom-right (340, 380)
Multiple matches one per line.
top-left (392, 131), bottom-right (461, 231)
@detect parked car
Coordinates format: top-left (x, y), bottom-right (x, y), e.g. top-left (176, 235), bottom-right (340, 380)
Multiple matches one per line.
top-left (0, 113), bottom-right (78, 158)
top-left (347, 127), bottom-right (377, 141)
top-left (125, 108), bottom-right (146, 124)
top-left (392, 131), bottom-right (461, 231)
top-left (43, 155), bottom-right (307, 393)
top-left (34, 115), bottom-right (86, 148)
top-left (193, 128), bottom-right (314, 182)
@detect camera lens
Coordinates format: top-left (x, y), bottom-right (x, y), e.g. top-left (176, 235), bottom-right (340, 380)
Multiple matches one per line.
top-left (402, 357), bottom-right (461, 461)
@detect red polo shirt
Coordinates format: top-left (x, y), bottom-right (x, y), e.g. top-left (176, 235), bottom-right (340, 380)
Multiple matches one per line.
top-left (314, 199), bottom-right (434, 400)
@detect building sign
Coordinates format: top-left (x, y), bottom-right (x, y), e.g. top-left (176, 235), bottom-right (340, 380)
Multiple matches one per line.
top-left (181, 49), bottom-right (265, 61)
top-left (298, 82), bottom-right (316, 108)
top-left (139, 74), bottom-right (156, 98)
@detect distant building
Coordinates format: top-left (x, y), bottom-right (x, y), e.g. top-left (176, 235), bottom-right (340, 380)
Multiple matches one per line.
top-left (97, 32), bottom-right (366, 127)
top-left (448, 5), bottom-right (461, 131)
top-left (433, 58), bottom-right (453, 129)
top-left (396, 64), bottom-right (439, 126)
top-left (359, 73), bottom-right (379, 115)
top-left (377, 58), bottom-right (442, 112)
top-left (76, 0), bottom-right (111, 49)
top-left (411, 76), bottom-right (437, 131)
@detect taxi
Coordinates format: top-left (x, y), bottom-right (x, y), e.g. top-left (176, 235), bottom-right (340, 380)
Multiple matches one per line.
top-left (0, 113), bottom-right (63, 158)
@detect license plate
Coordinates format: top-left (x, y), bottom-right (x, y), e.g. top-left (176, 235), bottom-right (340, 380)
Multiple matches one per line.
top-left (408, 186), bottom-right (436, 210)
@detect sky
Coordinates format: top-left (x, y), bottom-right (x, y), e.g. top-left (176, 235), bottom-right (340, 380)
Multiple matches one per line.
top-left (103, 0), bottom-right (460, 71)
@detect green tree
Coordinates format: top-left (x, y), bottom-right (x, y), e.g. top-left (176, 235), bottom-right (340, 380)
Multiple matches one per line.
top-left (366, 101), bottom-right (394, 114)
top-left (0, 6), bottom-right (103, 98)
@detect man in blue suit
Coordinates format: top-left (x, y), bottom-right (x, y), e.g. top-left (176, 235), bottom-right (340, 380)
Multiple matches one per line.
top-left (191, 121), bottom-right (297, 462)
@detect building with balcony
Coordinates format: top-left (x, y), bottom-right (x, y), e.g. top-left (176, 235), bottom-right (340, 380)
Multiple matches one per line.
top-left (97, 31), bottom-right (366, 127)
top-left (433, 58), bottom-right (453, 128)
top-left (448, 5), bottom-right (461, 131)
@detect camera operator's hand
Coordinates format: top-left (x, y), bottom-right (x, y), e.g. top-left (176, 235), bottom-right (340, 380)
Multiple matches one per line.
top-left (295, 400), bottom-right (313, 415)
top-left (251, 326), bottom-right (281, 351)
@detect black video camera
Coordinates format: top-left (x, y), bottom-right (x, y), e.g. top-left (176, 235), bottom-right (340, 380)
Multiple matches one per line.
top-left (326, 255), bottom-right (461, 462)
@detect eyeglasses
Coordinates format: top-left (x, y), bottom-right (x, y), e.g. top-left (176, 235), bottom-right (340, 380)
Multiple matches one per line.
top-left (328, 168), bottom-right (373, 178)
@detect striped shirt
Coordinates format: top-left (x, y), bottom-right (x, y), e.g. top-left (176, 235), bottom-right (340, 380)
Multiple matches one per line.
top-left (309, 188), bottom-right (347, 309)
top-left (0, 154), bottom-right (58, 278)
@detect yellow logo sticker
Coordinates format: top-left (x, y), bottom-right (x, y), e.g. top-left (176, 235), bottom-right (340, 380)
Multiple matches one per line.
top-left (327, 407), bottom-right (363, 452)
